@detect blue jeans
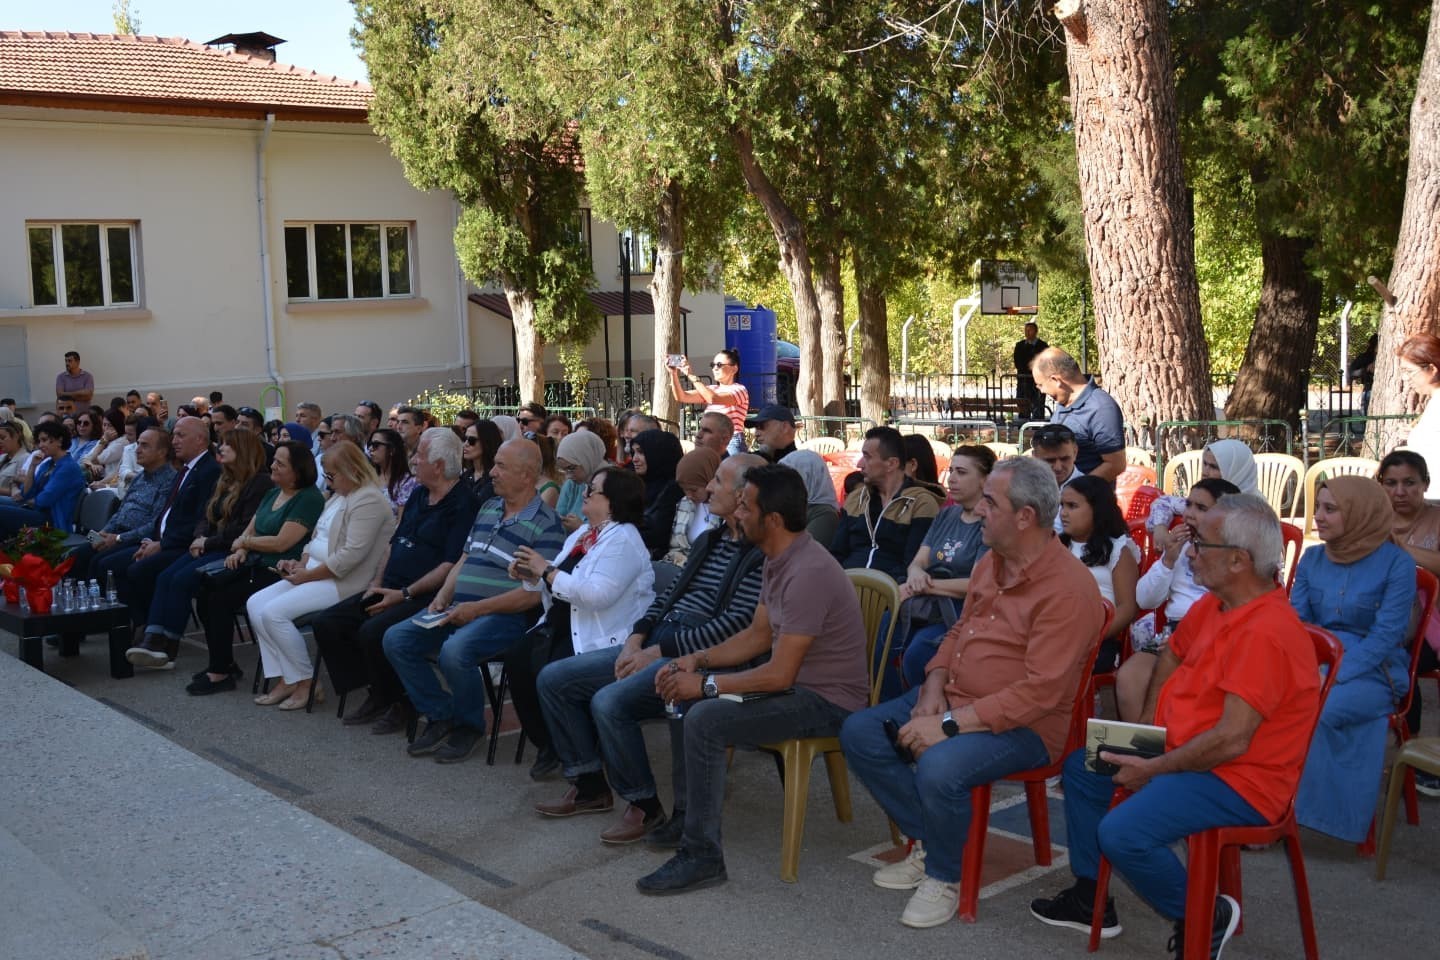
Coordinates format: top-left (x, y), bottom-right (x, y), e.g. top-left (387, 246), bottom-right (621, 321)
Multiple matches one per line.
top-left (840, 688), bottom-right (1050, 883)
top-left (537, 648), bottom-right (673, 802)
top-left (382, 612), bottom-right (530, 732)
top-left (901, 624), bottom-right (947, 690)
top-left (0, 503), bottom-right (47, 538)
top-left (145, 551), bottom-right (225, 641)
top-left (1060, 748), bottom-right (1265, 920)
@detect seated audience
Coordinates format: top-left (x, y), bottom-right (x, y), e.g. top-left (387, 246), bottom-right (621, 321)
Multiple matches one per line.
top-left (892, 445), bottom-right (996, 691)
top-left (554, 429), bottom-right (607, 533)
top-left (64, 427), bottom-right (177, 582)
top-left (395, 406), bottom-right (426, 455)
top-left (747, 405), bottom-right (797, 462)
top-left (639, 464), bottom-right (869, 894)
top-left (663, 448), bottom-right (722, 566)
top-left (278, 421), bottom-right (312, 450)
top-left (491, 414), bottom-right (521, 444)
top-left (250, 441), bottom-right (397, 710)
top-left (67, 409), bottom-right (101, 464)
top-left (354, 400), bottom-right (383, 439)
top-left (516, 402), bottom-right (548, 436)
top-left (1030, 424), bottom-right (1082, 533)
top-left (1060, 475), bottom-right (1140, 672)
top-left (618, 412), bottom-right (661, 465)
top-left (779, 449), bottom-right (840, 546)
top-left (366, 427), bottom-right (417, 514)
top-left (187, 442), bottom-right (325, 679)
top-left (459, 419), bottom-right (501, 505)
top-left (577, 417), bottom-right (620, 463)
top-left (316, 428), bottom-right (479, 731)
top-left (841, 457), bottom-right (1104, 928)
top-left (632, 429), bottom-right (685, 559)
top-left (1146, 438), bottom-right (1259, 536)
top-left (0, 420), bottom-right (36, 498)
top-left (113, 414), bottom-right (152, 496)
top-left (831, 426), bottom-right (941, 581)
top-left (294, 402), bottom-right (324, 455)
top-left (503, 467), bottom-right (655, 778)
top-left (534, 454), bottom-right (767, 842)
top-left (381, 439), bottom-right (565, 764)
top-left (0, 420), bottom-right (87, 536)
top-left (534, 434), bottom-right (563, 509)
top-left (544, 414), bottom-right (571, 443)
top-left (1381, 451), bottom-right (1440, 774)
top-left (694, 411), bottom-right (734, 459)
top-left (1290, 476), bottom-right (1415, 841)
top-left (81, 409), bottom-right (126, 484)
top-left (901, 434), bottom-right (941, 488)
top-left (1030, 495), bottom-right (1319, 958)
top-left (452, 409), bottom-right (480, 431)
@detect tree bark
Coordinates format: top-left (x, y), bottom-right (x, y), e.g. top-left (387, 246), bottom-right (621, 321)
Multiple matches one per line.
top-left (854, 250), bottom-right (891, 426)
top-left (1224, 232), bottom-right (1322, 431)
top-left (649, 180), bottom-right (685, 426)
top-left (815, 245), bottom-right (849, 417)
top-left (505, 290), bottom-right (544, 402)
top-left (730, 125), bottom-right (824, 418)
top-left (1056, 0), bottom-right (1213, 431)
top-left (1371, 0), bottom-right (1440, 419)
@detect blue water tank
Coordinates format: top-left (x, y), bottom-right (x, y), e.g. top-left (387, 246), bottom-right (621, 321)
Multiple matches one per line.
top-left (724, 301), bottom-right (778, 407)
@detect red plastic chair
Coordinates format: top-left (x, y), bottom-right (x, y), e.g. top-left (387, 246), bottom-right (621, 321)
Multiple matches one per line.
top-left (1280, 521), bottom-right (1305, 593)
top-left (1087, 625), bottom-right (1343, 959)
top-left (1123, 485), bottom-right (1162, 524)
top-left (1115, 467), bottom-right (1157, 519)
top-left (1358, 567), bottom-right (1439, 856)
top-left (823, 450), bottom-right (862, 504)
top-left (954, 601), bottom-right (1115, 922)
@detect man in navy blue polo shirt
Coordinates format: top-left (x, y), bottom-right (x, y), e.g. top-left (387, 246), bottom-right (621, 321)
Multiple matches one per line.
top-left (382, 438), bottom-right (566, 764)
top-left (1032, 348), bottom-right (1126, 482)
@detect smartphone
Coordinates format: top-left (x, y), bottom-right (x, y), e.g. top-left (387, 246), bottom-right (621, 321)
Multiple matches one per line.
top-left (666, 353), bottom-right (686, 368)
top-left (882, 718), bottom-right (914, 764)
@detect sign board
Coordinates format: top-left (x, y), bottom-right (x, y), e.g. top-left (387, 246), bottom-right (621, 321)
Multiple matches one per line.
top-left (978, 260), bottom-right (1040, 315)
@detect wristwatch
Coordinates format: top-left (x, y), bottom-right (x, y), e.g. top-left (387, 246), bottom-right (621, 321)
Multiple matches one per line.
top-left (941, 711), bottom-right (960, 737)
top-left (401, 586), bottom-right (412, 601)
top-left (702, 674), bottom-right (720, 699)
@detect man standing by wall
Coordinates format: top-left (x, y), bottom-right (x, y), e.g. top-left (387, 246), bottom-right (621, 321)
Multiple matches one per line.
top-left (57, 351), bottom-right (95, 409)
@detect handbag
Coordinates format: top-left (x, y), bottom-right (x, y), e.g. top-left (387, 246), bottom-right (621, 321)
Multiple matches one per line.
top-left (197, 554), bottom-right (262, 589)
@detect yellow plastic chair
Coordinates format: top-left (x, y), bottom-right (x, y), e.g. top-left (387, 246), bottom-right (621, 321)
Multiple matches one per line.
top-left (1125, 446), bottom-right (1155, 469)
top-left (1254, 453), bottom-right (1304, 519)
top-left (1162, 449), bottom-right (1205, 496)
top-left (799, 436), bottom-right (844, 456)
top-left (761, 567), bottom-right (899, 882)
top-left (984, 441), bottom-right (1019, 459)
top-left (678, 438), bottom-right (695, 453)
top-left (1376, 738), bottom-right (1440, 880)
top-left (1301, 457), bottom-right (1381, 537)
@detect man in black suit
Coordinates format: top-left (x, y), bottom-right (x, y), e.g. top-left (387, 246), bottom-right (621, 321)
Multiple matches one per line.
top-left (110, 416), bottom-right (222, 669)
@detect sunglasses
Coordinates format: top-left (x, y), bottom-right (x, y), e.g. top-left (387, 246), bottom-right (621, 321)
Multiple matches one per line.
top-left (317, 431), bottom-right (331, 439)
top-left (367, 441), bottom-right (386, 450)
top-left (238, 407), bottom-right (259, 418)
top-left (464, 436), bottom-right (479, 445)
top-left (710, 362), bottom-right (729, 369)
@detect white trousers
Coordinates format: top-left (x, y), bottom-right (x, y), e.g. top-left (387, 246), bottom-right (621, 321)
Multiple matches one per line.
top-left (246, 577), bottom-right (341, 684)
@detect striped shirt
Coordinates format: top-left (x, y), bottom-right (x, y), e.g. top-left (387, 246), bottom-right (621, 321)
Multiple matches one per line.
top-left (455, 494), bottom-right (565, 601)
top-left (649, 533), bottom-right (764, 656)
top-left (705, 382), bottom-right (750, 436)
top-left (104, 463), bottom-right (177, 546)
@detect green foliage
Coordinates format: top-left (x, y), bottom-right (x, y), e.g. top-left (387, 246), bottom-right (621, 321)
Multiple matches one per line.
top-left (112, 0), bottom-right (141, 35)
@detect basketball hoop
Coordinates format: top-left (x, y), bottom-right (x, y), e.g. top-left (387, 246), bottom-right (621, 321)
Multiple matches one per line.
top-left (1005, 306), bottom-right (1040, 315)
top-left (977, 260), bottom-right (1040, 315)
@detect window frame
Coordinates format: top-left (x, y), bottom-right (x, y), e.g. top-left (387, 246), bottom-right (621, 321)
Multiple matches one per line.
top-left (619, 227), bottom-right (658, 275)
top-left (283, 221), bottom-right (416, 302)
top-left (26, 221), bottom-right (141, 309)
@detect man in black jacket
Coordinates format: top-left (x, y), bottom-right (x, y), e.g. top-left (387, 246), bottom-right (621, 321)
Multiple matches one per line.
top-left (830, 426), bottom-right (940, 581)
top-left (118, 416), bottom-right (221, 667)
top-left (532, 454), bottom-right (768, 845)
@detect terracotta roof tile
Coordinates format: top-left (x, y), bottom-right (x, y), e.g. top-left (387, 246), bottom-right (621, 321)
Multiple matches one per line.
top-left (0, 30), bottom-right (372, 116)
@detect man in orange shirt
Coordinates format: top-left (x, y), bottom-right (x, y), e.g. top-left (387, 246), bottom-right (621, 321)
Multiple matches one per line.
top-left (840, 456), bottom-right (1105, 928)
top-left (1030, 494), bottom-right (1320, 960)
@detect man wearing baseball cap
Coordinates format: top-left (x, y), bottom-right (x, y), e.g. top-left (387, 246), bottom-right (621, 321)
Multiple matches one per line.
top-left (745, 405), bottom-right (798, 463)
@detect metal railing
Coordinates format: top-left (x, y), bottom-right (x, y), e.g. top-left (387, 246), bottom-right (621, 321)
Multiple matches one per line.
top-left (797, 415), bottom-right (878, 445)
top-left (1308, 413), bottom-right (1417, 462)
top-left (1152, 419), bottom-right (1295, 479)
top-left (891, 418), bottom-right (1000, 444)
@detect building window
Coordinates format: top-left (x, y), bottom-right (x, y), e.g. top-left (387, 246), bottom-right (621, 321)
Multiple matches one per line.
top-left (570, 208), bottom-right (593, 259)
top-left (619, 228), bottom-right (657, 274)
top-left (27, 222), bottom-right (139, 308)
top-left (284, 222), bottom-right (414, 300)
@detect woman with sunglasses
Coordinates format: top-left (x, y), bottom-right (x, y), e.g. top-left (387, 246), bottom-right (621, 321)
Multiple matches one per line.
top-left (68, 409), bottom-right (102, 464)
top-left (460, 419), bottom-right (502, 503)
top-left (366, 427), bottom-right (416, 514)
top-left (668, 349), bottom-right (749, 456)
top-left (83, 408), bottom-right (128, 486)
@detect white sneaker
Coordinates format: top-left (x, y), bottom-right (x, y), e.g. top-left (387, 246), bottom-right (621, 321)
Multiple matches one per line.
top-left (873, 842), bottom-right (926, 890)
top-left (900, 877), bottom-right (958, 928)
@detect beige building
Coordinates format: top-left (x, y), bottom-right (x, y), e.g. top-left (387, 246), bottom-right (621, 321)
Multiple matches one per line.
top-left (0, 30), bottom-right (723, 419)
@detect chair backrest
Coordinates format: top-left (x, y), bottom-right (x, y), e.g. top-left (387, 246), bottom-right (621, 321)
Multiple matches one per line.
top-left (1279, 521), bottom-right (1305, 592)
top-left (1126, 446), bottom-right (1155, 468)
top-left (799, 436), bottom-right (844, 456)
top-left (984, 441), bottom-right (1019, 459)
top-left (1127, 519), bottom-right (1157, 575)
top-left (1301, 457), bottom-right (1381, 537)
top-left (1116, 466), bottom-right (1158, 518)
top-left (1306, 625), bottom-right (1345, 745)
top-left (1395, 568), bottom-right (1440, 721)
top-left (1162, 449), bottom-right (1205, 496)
top-left (1254, 453), bottom-right (1304, 520)
top-left (1070, 600), bottom-right (1117, 746)
top-left (1124, 485), bottom-right (1162, 524)
top-left (927, 437), bottom-right (953, 460)
top-left (78, 487), bottom-right (120, 534)
top-left (846, 567), bottom-right (901, 707)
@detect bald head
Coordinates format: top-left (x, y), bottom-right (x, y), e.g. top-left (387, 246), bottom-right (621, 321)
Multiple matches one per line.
top-left (171, 416), bottom-right (211, 461)
top-left (492, 437), bottom-right (541, 502)
top-left (709, 453), bottom-right (767, 518)
top-left (1031, 347), bottom-right (1083, 384)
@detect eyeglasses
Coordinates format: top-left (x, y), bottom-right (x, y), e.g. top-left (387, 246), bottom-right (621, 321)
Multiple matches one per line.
top-left (1187, 539), bottom-right (1247, 555)
top-left (317, 431), bottom-right (331, 439)
top-left (366, 441), bottom-right (385, 450)
top-left (238, 407), bottom-right (259, 418)
top-left (584, 486), bottom-right (606, 499)
top-left (1033, 427), bottom-right (1076, 445)
top-left (463, 437), bottom-right (479, 445)
top-left (710, 362), bottom-right (729, 369)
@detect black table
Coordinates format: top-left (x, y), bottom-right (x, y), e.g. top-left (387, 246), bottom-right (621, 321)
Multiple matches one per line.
top-left (0, 600), bottom-right (134, 678)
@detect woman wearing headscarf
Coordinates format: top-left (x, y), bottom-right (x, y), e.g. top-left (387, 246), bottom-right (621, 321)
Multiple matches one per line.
top-left (1290, 475), bottom-right (1416, 842)
top-left (278, 421), bottom-right (313, 450)
top-left (492, 415), bottom-right (521, 444)
top-left (779, 449), bottom-right (840, 546)
top-left (630, 429), bottom-right (684, 559)
top-left (662, 447), bottom-right (722, 566)
top-left (555, 430), bottom-right (608, 534)
top-left (1147, 437), bottom-right (1260, 539)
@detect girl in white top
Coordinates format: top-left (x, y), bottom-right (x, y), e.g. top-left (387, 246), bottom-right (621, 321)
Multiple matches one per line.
top-left (1397, 333), bottom-right (1440, 498)
top-left (1059, 475), bottom-right (1139, 670)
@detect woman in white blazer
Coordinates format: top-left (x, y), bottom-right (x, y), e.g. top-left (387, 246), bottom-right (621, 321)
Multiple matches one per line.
top-left (507, 466), bottom-right (655, 765)
top-left (249, 441), bottom-right (397, 711)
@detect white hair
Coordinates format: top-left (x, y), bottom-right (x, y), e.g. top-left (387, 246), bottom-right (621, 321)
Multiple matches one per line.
top-left (1211, 493), bottom-right (1283, 580)
top-left (419, 427), bottom-right (462, 479)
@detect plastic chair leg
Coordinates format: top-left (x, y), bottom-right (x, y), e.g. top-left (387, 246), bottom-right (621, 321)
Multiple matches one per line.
top-left (1218, 846), bottom-right (1244, 935)
top-left (1375, 756), bottom-right (1409, 880)
top-left (1280, 831), bottom-right (1320, 960)
top-left (1403, 766), bottom-right (1420, 826)
top-left (1088, 857), bottom-right (1114, 952)
top-left (823, 750), bottom-right (852, 823)
top-left (305, 645), bottom-right (322, 714)
top-left (1183, 831), bottom-right (1222, 960)
top-left (1024, 780), bottom-right (1052, 866)
top-left (778, 742), bottom-right (814, 883)
top-left (1358, 819), bottom-right (1376, 858)
top-left (957, 786), bottom-right (991, 923)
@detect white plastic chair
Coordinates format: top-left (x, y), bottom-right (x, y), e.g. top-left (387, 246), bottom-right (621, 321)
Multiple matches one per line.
top-left (1301, 457), bottom-right (1381, 537)
top-left (799, 436), bottom-right (844, 456)
top-left (1253, 453), bottom-right (1304, 519)
top-left (1162, 449), bottom-right (1206, 496)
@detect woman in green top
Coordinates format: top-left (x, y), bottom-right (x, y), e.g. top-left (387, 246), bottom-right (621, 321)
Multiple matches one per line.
top-left (194, 441), bottom-right (325, 692)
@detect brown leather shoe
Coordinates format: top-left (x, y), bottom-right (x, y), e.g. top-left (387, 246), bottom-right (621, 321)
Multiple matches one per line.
top-left (600, 804), bottom-right (666, 845)
top-left (534, 785), bottom-right (614, 818)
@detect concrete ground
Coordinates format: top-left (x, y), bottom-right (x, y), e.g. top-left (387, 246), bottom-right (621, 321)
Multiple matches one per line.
top-left (9, 628), bottom-right (1440, 960)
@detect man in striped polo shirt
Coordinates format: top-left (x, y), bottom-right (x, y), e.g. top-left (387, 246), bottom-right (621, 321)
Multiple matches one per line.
top-left (533, 454), bottom-right (768, 843)
top-left (383, 439), bottom-right (566, 764)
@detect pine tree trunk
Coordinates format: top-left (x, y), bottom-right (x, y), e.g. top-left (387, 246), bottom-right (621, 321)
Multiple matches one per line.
top-left (505, 291), bottom-right (544, 403)
top-left (1224, 232), bottom-right (1322, 433)
top-left (730, 125), bottom-right (824, 418)
top-left (649, 181), bottom-right (685, 426)
top-left (855, 251), bottom-right (891, 426)
top-left (1055, 0), bottom-right (1212, 432)
top-left (1372, 0), bottom-right (1440, 419)
top-left (815, 246), bottom-right (849, 417)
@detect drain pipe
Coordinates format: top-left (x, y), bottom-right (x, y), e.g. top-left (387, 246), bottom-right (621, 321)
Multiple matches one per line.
top-left (255, 112), bottom-right (282, 391)
top-left (454, 198), bottom-right (472, 388)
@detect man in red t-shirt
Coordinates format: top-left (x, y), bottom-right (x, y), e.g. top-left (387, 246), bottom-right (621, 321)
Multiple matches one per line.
top-left (1030, 494), bottom-right (1320, 959)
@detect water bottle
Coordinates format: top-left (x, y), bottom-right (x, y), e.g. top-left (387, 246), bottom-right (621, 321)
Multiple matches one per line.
top-left (59, 578), bottom-right (73, 612)
top-left (105, 571), bottom-right (117, 605)
top-left (18, 589), bottom-right (29, 615)
top-left (88, 579), bottom-right (102, 609)
top-left (664, 699), bottom-right (684, 720)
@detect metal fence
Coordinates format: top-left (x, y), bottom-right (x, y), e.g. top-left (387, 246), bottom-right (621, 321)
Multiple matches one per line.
top-left (1152, 419), bottom-right (1296, 479)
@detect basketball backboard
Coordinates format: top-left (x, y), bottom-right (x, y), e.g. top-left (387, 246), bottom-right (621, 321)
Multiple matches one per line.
top-left (978, 260), bottom-right (1039, 315)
